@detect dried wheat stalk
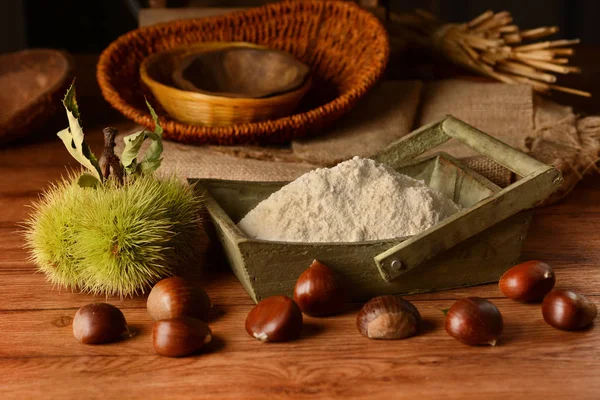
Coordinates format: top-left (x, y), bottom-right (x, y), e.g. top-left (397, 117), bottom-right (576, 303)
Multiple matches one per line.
top-left (390, 9), bottom-right (590, 97)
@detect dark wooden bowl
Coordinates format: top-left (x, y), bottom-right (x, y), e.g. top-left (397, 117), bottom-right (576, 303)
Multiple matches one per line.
top-left (0, 49), bottom-right (73, 145)
top-left (171, 45), bottom-right (310, 99)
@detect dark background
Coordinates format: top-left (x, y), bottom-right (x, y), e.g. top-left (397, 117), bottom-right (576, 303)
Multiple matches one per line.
top-left (1, 0), bottom-right (599, 54)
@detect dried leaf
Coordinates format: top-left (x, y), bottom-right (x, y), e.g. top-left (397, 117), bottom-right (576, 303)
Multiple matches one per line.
top-left (56, 83), bottom-right (102, 185)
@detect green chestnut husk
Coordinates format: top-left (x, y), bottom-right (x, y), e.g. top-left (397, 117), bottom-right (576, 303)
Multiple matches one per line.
top-left (25, 172), bottom-right (201, 297)
top-left (24, 82), bottom-right (202, 297)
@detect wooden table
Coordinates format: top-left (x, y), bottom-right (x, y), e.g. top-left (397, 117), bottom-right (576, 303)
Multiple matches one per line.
top-left (1, 57), bottom-right (599, 400)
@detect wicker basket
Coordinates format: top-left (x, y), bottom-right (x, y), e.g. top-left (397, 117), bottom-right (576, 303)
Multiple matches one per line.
top-left (97, 0), bottom-right (389, 145)
top-left (0, 49), bottom-right (73, 145)
top-left (140, 42), bottom-right (312, 126)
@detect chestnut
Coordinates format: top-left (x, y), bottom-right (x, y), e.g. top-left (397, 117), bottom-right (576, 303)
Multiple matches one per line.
top-left (245, 296), bottom-right (303, 342)
top-left (147, 277), bottom-right (212, 321)
top-left (152, 317), bottom-right (212, 357)
top-left (73, 303), bottom-right (130, 344)
top-left (499, 260), bottom-right (555, 302)
top-left (356, 295), bottom-right (421, 340)
top-left (293, 260), bottom-right (345, 317)
top-left (542, 289), bottom-right (597, 331)
top-left (445, 297), bottom-right (503, 346)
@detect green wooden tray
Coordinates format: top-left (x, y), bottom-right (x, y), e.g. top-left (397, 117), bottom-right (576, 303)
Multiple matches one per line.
top-left (193, 116), bottom-right (563, 303)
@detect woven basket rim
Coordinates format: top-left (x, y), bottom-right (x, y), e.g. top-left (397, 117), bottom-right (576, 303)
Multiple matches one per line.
top-left (97, 0), bottom-right (390, 145)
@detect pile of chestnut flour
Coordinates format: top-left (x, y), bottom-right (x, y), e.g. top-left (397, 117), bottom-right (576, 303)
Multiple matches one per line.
top-left (238, 157), bottom-right (460, 242)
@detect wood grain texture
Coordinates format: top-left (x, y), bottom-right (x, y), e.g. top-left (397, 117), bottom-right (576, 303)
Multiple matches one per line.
top-left (0, 55), bottom-right (599, 399)
top-left (1, 299), bottom-right (599, 399)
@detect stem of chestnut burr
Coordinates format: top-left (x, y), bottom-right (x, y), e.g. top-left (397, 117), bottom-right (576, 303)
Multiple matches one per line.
top-left (101, 127), bottom-right (124, 185)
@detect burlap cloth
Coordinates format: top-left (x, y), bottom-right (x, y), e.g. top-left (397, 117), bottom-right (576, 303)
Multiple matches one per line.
top-left (123, 80), bottom-right (599, 205)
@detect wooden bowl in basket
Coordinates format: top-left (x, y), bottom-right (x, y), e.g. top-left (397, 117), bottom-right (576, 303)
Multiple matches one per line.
top-left (0, 49), bottom-right (73, 144)
top-left (140, 42), bottom-right (312, 126)
top-left (172, 43), bottom-right (310, 98)
top-left (97, 0), bottom-right (389, 145)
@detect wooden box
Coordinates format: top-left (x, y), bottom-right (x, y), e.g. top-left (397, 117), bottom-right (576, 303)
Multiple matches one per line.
top-left (194, 116), bottom-right (562, 302)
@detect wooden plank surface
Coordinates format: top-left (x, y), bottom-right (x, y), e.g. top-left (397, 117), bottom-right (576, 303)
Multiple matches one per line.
top-left (0, 55), bottom-right (599, 399)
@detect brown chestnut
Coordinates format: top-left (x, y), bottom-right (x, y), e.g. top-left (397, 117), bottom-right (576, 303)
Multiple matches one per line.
top-left (73, 303), bottom-right (130, 344)
top-left (445, 297), bottom-right (503, 346)
top-left (542, 289), bottom-right (597, 331)
top-left (356, 295), bottom-right (421, 340)
top-left (147, 277), bottom-right (212, 321)
top-left (152, 317), bottom-right (212, 357)
top-left (499, 260), bottom-right (555, 302)
top-left (245, 296), bottom-right (303, 342)
top-left (293, 260), bottom-right (345, 317)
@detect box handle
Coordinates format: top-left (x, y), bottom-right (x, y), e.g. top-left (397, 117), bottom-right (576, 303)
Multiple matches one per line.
top-left (373, 116), bottom-right (563, 282)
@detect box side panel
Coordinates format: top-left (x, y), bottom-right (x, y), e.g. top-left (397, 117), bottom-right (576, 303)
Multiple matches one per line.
top-left (394, 158), bottom-right (436, 186)
top-left (203, 180), bottom-right (286, 223)
top-left (361, 211), bottom-right (533, 298)
top-left (427, 156), bottom-right (495, 208)
top-left (244, 212), bottom-right (532, 302)
top-left (241, 239), bottom-right (399, 302)
top-left (195, 182), bottom-right (259, 302)
top-left (208, 214), bottom-right (259, 302)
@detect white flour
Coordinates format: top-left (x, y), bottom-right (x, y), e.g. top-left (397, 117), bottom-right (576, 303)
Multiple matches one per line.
top-left (237, 157), bottom-right (460, 242)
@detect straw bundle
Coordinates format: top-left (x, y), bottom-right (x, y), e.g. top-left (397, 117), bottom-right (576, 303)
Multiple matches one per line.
top-left (391, 9), bottom-right (590, 97)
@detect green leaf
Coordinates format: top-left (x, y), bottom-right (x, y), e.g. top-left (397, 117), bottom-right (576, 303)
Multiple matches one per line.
top-left (440, 308), bottom-right (450, 316)
top-left (77, 173), bottom-right (101, 188)
top-left (140, 130), bottom-right (163, 173)
top-left (57, 83), bottom-right (103, 184)
top-left (121, 100), bottom-right (163, 176)
top-left (147, 99), bottom-right (163, 136)
top-left (140, 101), bottom-right (164, 173)
top-left (121, 129), bottom-right (146, 175)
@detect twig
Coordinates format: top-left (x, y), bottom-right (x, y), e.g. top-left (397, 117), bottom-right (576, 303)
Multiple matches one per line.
top-left (548, 84), bottom-right (592, 97)
top-left (388, 10), bottom-right (588, 97)
top-left (552, 48), bottom-right (575, 56)
top-left (503, 33), bottom-right (522, 44)
top-left (519, 58), bottom-right (581, 74)
top-left (519, 26), bottom-right (559, 40)
top-left (511, 50), bottom-right (556, 61)
top-left (514, 39), bottom-right (580, 52)
top-left (467, 10), bottom-right (494, 28)
top-left (497, 61), bottom-right (557, 83)
top-left (496, 25), bottom-right (519, 33)
top-left (102, 127), bottom-right (124, 185)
